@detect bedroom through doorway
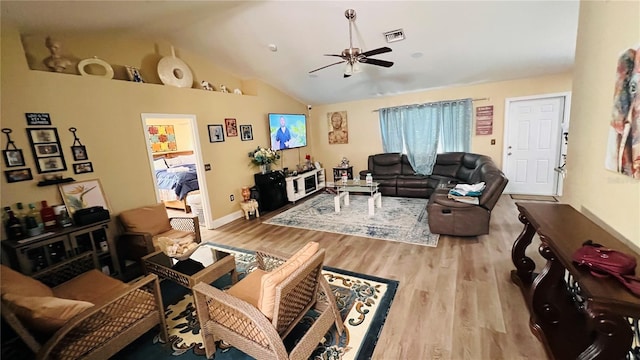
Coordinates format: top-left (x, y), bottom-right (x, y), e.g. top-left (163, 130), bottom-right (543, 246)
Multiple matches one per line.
top-left (140, 113), bottom-right (212, 229)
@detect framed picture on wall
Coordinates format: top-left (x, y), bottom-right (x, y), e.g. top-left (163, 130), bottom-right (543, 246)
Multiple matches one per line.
top-left (208, 124), bottom-right (225, 143)
top-left (225, 118), bottom-right (238, 137)
top-left (3, 149), bottom-right (25, 167)
top-left (27, 127), bottom-right (67, 173)
top-left (72, 145), bottom-right (88, 161)
top-left (73, 162), bottom-right (93, 174)
top-left (4, 168), bottom-right (33, 183)
top-left (240, 125), bottom-right (253, 141)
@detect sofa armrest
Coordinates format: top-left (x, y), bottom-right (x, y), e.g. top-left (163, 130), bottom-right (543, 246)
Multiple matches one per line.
top-left (432, 195), bottom-right (479, 209)
top-left (38, 274), bottom-right (167, 360)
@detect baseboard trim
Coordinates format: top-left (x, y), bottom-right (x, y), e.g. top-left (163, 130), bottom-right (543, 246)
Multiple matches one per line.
top-left (210, 210), bottom-right (244, 229)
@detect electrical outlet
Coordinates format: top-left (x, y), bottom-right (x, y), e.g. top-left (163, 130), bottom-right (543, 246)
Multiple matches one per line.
top-left (230, 194), bottom-right (234, 201)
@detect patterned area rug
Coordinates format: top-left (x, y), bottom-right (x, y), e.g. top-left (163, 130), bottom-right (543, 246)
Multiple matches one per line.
top-left (265, 193), bottom-right (439, 247)
top-left (116, 243), bottom-right (399, 359)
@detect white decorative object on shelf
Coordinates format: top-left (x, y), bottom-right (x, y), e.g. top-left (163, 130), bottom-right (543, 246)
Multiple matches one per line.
top-left (233, 88), bottom-right (243, 95)
top-left (77, 57), bottom-right (114, 79)
top-left (157, 46), bottom-right (193, 88)
top-left (219, 84), bottom-right (229, 93)
top-left (125, 66), bottom-right (144, 82)
top-left (201, 81), bottom-right (214, 91)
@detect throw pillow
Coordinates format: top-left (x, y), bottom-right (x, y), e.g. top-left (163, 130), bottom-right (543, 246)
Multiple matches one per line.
top-left (0, 264), bottom-right (53, 298)
top-left (3, 294), bottom-right (94, 333)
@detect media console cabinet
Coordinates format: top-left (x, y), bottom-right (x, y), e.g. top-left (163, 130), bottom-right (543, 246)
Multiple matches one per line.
top-left (511, 202), bottom-right (639, 359)
top-left (285, 168), bottom-right (325, 202)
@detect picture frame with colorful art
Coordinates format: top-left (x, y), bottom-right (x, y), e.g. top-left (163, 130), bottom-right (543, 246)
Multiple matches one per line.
top-left (225, 118), bottom-right (238, 137)
top-left (59, 178), bottom-right (110, 214)
top-left (147, 125), bottom-right (177, 153)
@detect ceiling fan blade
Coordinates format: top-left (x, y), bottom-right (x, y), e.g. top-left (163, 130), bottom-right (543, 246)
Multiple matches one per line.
top-left (309, 60), bottom-right (346, 74)
top-left (344, 73), bottom-right (352, 78)
top-left (361, 47), bottom-right (392, 57)
top-left (323, 54), bottom-right (345, 58)
top-left (360, 58), bottom-right (394, 68)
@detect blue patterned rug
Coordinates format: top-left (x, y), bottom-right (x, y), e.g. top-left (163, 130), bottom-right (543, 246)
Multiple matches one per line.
top-left (116, 243), bottom-right (398, 359)
top-left (265, 193), bottom-right (439, 247)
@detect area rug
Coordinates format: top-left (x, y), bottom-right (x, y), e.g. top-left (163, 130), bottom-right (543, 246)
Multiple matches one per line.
top-left (264, 193), bottom-right (439, 247)
top-left (116, 243), bottom-right (399, 359)
top-left (510, 194), bottom-right (558, 202)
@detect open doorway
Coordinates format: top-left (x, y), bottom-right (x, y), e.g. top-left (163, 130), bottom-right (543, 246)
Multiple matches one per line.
top-left (140, 113), bottom-right (212, 229)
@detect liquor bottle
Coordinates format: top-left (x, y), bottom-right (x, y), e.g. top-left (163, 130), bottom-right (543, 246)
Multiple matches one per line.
top-left (40, 200), bottom-right (57, 230)
top-left (5, 209), bottom-right (25, 240)
top-left (2, 206), bottom-right (11, 228)
top-left (26, 203), bottom-right (44, 237)
top-left (15, 202), bottom-right (27, 232)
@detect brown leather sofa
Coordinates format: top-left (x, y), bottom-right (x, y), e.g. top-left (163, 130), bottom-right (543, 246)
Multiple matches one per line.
top-left (359, 152), bottom-right (508, 236)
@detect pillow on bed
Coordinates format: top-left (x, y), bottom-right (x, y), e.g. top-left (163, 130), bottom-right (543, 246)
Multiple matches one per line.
top-left (178, 154), bottom-right (197, 165)
top-left (165, 157), bottom-right (183, 167)
top-left (153, 158), bottom-right (168, 170)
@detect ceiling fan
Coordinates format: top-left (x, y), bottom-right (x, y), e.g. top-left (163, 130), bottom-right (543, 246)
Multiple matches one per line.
top-left (309, 9), bottom-right (394, 78)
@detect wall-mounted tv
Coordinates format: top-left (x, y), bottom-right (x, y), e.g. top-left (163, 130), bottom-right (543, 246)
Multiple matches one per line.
top-left (268, 113), bottom-right (307, 150)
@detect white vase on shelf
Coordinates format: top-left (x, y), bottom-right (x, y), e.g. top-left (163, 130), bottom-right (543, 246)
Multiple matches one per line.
top-left (260, 164), bottom-right (270, 174)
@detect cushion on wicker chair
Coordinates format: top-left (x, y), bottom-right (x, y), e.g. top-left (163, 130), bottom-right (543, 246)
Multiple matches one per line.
top-left (118, 203), bottom-right (172, 236)
top-left (226, 269), bottom-right (267, 308)
top-left (0, 264), bottom-right (53, 297)
top-left (53, 269), bottom-right (129, 305)
top-left (152, 229), bottom-right (196, 251)
top-left (257, 242), bottom-right (319, 319)
top-left (3, 294), bottom-right (93, 333)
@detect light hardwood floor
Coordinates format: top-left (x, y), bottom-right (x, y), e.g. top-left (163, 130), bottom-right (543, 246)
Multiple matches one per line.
top-left (195, 194), bottom-right (548, 359)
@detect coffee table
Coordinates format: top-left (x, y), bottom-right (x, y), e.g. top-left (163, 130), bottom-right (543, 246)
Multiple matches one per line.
top-left (142, 243), bottom-right (237, 290)
top-left (334, 179), bottom-right (381, 216)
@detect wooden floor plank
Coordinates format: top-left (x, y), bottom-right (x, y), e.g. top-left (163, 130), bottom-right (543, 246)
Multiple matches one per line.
top-left (193, 194), bottom-right (547, 359)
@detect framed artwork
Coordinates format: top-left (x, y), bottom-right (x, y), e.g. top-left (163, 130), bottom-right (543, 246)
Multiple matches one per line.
top-left (208, 124), bottom-right (225, 143)
top-left (4, 168), bottom-right (33, 183)
top-left (27, 127), bottom-right (67, 173)
top-left (240, 125), bottom-right (253, 141)
top-left (328, 111), bottom-right (348, 144)
top-left (3, 149), bottom-right (25, 167)
top-left (73, 162), bottom-right (93, 174)
top-left (72, 145), bottom-right (88, 161)
top-left (148, 125), bottom-right (177, 153)
top-left (225, 118), bottom-right (238, 137)
top-left (59, 178), bottom-right (110, 214)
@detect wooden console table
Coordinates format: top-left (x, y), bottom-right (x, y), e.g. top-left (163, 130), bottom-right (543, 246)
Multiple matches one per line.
top-left (511, 202), bottom-right (639, 360)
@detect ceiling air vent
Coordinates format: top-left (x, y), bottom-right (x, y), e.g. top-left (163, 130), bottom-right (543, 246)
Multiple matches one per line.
top-left (384, 29), bottom-right (405, 43)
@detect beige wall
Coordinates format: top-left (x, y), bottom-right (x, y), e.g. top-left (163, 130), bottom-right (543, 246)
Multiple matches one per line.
top-left (310, 73), bottom-right (572, 178)
top-left (0, 25), bottom-right (307, 229)
top-left (562, 0), bottom-right (640, 245)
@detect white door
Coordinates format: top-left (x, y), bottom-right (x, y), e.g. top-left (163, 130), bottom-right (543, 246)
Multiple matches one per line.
top-left (503, 95), bottom-right (566, 195)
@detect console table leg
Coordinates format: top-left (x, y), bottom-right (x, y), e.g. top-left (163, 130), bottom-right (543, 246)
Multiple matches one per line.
top-left (579, 311), bottom-right (634, 360)
top-left (511, 212), bottom-right (537, 285)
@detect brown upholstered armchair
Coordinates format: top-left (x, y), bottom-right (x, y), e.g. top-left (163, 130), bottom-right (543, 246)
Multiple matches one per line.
top-left (0, 252), bottom-right (168, 359)
top-left (192, 242), bottom-right (344, 360)
top-left (117, 203), bottom-right (201, 263)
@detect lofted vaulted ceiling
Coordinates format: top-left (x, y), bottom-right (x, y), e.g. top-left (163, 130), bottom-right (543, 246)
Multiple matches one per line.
top-left (1, 1), bottom-right (580, 105)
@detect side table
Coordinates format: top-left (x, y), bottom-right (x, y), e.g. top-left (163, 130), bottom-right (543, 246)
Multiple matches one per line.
top-left (240, 199), bottom-right (260, 220)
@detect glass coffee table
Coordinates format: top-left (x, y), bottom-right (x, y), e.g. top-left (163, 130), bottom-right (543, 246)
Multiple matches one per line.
top-left (334, 179), bottom-right (381, 216)
top-left (142, 242), bottom-right (237, 290)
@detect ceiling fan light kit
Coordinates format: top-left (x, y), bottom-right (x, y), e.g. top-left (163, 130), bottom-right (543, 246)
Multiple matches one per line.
top-left (309, 9), bottom-right (394, 77)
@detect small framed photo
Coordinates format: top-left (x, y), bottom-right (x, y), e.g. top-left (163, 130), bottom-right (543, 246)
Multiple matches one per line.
top-left (37, 157), bottom-right (66, 173)
top-left (4, 168), bottom-right (33, 183)
top-left (35, 143), bottom-right (61, 157)
top-left (72, 146), bottom-right (88, 161)
top-left (208, 124), bottom-right (225, 143)
top-left (240, 125), bottom-right (253, 141)
top-left (225, 118), bottom-right (238, 137)
top-left (73, 162), bottom-right (93, 174)
top-left (28, 128), bottom-right (58, 144)
top-left (3, 149), bottom-right (25, 167)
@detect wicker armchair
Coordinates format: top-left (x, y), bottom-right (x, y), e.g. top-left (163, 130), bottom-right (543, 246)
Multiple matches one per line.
top-left (0, 252), bottom-right (168, 360)
top-left (192, 242), bottom-right (344, 360)
top-left (117, 202), bottom-right (201, 263)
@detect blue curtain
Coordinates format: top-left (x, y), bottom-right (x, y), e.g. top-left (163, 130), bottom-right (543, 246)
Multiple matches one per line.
top-left (379, 108), bottom-right (404, 153)
top-left (440, 99), bottom-right (472, 152)
top-left (403, 104), bottom-right (440, 175)
top-left (378, 98), bottom-right (472, 175)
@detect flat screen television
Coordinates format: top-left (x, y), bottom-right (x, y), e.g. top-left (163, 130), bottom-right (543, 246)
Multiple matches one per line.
top-left (268, 113), bottom-right (307, 150)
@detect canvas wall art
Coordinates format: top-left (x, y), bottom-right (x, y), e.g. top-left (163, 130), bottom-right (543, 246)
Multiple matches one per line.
top-left (328, 111), bottom-right (348, 144)
top-left (605, 46), bottom-right (640, 179)
top-left (148, 125), bottom-right (177, 153)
